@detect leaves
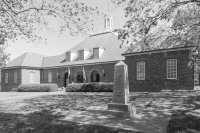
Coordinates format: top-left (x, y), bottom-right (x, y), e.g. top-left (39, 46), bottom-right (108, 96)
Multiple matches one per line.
top-left (0, 0), bottom-right (100, 66)
top-left (113, 0), bottom-right (200, 67)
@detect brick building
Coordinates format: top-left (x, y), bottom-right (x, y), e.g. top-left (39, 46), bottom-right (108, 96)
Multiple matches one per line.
top-left (123, 31), bottom-right (197, 92)
top-left (1, 12), bottom-right (198, 92)
top-left (1, 12), bottom-right (128, 92)
top-left (124, 46), bottom-right (195, 91)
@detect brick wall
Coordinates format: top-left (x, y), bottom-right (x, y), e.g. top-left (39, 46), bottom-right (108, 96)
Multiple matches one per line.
top-left (0, 62), bottom-right (117, 91)
top-left (41, 62), bottom-right (116, 87)
top-left (1, 68), bottom-right (41, 92)
top-left (125, 49), bottom-right (194, 92)
top-left (1, 68), bottom-right (21, 92)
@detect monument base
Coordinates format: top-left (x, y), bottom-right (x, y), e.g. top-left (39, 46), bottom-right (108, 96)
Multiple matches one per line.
top-left (107, 103), bottom-right (136, 118)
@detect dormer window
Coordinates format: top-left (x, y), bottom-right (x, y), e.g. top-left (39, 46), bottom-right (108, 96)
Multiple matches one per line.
top-left (79, 48), bottom-right (90, 60)
top-left (93, 46), bottom-right (105, 59)
top-left (93, 48), bottom-right (99, 59)
top-left (66, 52), bottom-right (71, 61)
top-left (66, 50), bottom-right (76, 62)
top-left (79, 50), bottom-right (84, 60)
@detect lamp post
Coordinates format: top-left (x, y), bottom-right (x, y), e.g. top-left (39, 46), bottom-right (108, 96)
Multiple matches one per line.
top-left (56, 72), bottom-right (60, 79)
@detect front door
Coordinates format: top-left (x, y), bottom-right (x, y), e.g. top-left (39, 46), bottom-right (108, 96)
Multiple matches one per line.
top-left (76, 71), bottom-right (84, 83)
top-left (91, 70), bottom-right (100, 82)
top-left (64, 72), bottom-right (68, 87)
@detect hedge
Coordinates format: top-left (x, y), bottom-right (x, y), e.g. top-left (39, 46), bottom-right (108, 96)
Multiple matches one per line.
top-left (18, 84), bottom-right (58, 92)
top-left (65, 82), bottom-right (113, 92)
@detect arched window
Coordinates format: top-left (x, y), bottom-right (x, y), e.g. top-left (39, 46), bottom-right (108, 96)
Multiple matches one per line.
top-left (48, 72), bottom-right (52, 83)
top-left (5, 72), bottom-right (8, 83)
top-left (90, 70), bottom-right (100, 82)
top-left (14, 71), bottom-right (17, 83)
top-left (30, 71), bottom-right (35, 83)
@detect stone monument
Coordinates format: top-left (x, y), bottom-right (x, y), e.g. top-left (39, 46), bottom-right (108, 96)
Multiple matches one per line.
top-left (107, 61), bottom-right (136, 118)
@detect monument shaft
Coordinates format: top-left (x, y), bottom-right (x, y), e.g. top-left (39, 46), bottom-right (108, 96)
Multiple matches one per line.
top-left (107, 61), bottom-right (136, 118)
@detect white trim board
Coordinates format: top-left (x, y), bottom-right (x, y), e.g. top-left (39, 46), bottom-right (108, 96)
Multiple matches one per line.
top-left (41, 60), bottom-right (124, 69)
top-left (123, 47), bottom-right (193, 56)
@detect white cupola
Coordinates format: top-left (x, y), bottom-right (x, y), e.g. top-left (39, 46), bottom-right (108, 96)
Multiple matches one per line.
top-left (104, 11), bottom-right (113, 31)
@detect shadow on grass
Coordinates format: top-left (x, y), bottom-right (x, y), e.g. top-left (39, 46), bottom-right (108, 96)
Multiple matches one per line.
top-left (166, 95), bottom-right (200, 133)
top-left (129, 92), bottom-right (200, 133)
top-left (0, 110), bottom-right (141, 133)
top-left (19, 94), bottom-right (112, 112)
top-left (15, 94), bottom-right (170, 133)
top-left (0, 94), bottom-right (142, 133)
top-left (1, 92), bottom-right (199, 133)
top-left (167, 114), bottom-right (200, 133)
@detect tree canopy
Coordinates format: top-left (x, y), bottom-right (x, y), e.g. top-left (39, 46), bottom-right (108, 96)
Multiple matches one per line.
top-left (0, 0), bottom-right (99, 66)
top-left (113, 0), bottom-right (200, 68)
top-left (114, 0), bottom-right (200, 51)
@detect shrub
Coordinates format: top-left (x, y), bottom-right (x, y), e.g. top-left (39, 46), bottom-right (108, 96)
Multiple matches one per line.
top-left (65, 82), bottom-right (113, 92)
top-left (18, 84), bottom-right (58, 92)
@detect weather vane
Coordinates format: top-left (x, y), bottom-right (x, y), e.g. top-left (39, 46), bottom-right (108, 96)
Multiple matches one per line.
top-left (108, 0), bottom-right (110, 12)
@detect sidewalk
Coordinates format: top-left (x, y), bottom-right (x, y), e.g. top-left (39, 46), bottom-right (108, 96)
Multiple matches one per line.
top-left (0, 91), bottom-right (64, 100)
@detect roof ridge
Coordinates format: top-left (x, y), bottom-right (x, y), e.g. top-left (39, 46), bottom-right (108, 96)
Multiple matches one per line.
top-left (89, 31), bottom-right (111, 37)
top-left (43, 53), bottom-right (63, 58)
top-left (41, 56), bottom-right (45, 68)
top-left (20, 52), bottom-right (27, 67)
top-left (26, 51), bottom-right (47, 57)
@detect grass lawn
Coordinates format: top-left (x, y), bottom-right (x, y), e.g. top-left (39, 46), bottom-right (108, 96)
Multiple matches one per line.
top-left (0, 92), bottom-right (199, 133)
top-left (0, 110), bottom-right (137, 133)
top-left (166, 94), bottom-right (200, 133)
top-left (0, 92), bottom-right (139, 133)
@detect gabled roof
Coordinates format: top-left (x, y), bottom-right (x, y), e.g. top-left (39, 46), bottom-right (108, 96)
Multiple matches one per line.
top-left (42, 32), bottom-right (126, 67)
top-left (5, 52), bottom-right (46, 68)
top-left (5, 32), bottom-right (126, 69)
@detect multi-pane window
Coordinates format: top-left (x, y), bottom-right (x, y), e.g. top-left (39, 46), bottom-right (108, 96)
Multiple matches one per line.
top-left (93, 48), bottom-right (99, 59)
top-left (167, 59), bottom-right (177, 79)
top-left (66, 52), bottom-right (71, 61)
top-left (30, 71), bottom-right (35, 83)
top-left (79, 50), bottom-right (84, 60)
top-left (14, 71), bottom-right (17, 83)
top-left (5, 72), bottom-right (8, 83)
top-left (48, 72), bottom-right (52, 83)
top-left (137, 61), bottom-right (145, 80)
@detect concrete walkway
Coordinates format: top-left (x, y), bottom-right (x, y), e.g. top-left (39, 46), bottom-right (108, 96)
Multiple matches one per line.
top-left (0, 91), bottom-right (64, 100)
top-left (55, 105), bottom-right (170, 133)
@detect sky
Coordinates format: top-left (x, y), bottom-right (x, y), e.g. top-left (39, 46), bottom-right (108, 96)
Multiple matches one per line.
top-left (6, 0), bottom-right (127, 61)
